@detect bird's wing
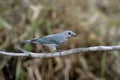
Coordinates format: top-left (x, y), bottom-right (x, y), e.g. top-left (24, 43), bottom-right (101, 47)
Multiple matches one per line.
top-left (34, 34), bottom-right (67, 44)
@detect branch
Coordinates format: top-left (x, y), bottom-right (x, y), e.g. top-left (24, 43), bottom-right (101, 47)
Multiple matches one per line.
top-left (0, 45), bottom-right (120, 58)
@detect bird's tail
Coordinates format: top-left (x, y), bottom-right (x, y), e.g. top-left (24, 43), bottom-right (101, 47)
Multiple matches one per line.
top-left (21, 40), bottom-right (32, 43)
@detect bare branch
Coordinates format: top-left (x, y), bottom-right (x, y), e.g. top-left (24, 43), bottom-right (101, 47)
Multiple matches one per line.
top-left (0, 45), bottom-right (120, 58)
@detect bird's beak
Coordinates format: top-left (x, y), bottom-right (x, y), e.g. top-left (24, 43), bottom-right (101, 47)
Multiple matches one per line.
top-left (72, 33), bottom-right (77, 37)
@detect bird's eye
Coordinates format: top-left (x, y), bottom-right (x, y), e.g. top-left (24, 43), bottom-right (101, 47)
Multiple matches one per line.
top-left (68, 32), bottom-right (71, 35)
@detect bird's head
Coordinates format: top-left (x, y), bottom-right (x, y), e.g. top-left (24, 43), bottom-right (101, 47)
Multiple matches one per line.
top-left (60, 30), bottom-right (77, 38)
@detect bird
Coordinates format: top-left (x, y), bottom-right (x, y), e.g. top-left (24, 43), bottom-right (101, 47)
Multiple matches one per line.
top-left (22, 30), bottom-right (76, 52)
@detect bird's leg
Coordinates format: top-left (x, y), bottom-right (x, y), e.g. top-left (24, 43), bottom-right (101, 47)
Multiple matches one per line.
top-left (57, 45), bottom-right (64, 52)
top-left (56, 47), bottom-right (63, 55)
top-left (57, 49), bottom-right (63, 52)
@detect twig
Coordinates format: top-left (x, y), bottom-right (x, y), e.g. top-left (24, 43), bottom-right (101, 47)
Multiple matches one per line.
top-left (14, 45), bottom-right (28, 53)
top-left (0, 45), bottom-right (120, 58)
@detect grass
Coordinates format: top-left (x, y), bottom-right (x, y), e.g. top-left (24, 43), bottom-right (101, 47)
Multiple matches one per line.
top-left (0, 0), bottom-right (120, 80)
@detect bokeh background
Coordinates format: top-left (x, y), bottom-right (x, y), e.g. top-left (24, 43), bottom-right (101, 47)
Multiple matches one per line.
top-left (0, 0), bottom-right (120, 80)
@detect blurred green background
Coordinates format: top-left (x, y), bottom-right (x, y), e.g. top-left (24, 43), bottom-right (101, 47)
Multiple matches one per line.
top-left (0, 0), bottom-right (120, 80)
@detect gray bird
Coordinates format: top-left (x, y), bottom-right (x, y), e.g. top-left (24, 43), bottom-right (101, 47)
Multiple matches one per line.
top-left (22, 30), bottom-right (76, 52)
